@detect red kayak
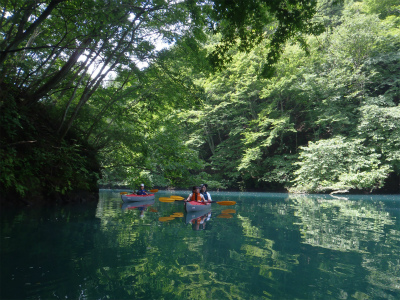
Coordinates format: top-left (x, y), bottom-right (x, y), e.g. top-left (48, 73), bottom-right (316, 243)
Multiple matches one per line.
top-left (121, 193), bottom-right (155, 202)
top-left (185, 201), bottom-right (211, 212)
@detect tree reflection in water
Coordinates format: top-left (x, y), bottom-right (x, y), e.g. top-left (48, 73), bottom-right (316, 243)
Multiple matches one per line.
top-left (1, 191), bottom-right (399, 299)
top-left (290, 194), bottom-right (400, 299)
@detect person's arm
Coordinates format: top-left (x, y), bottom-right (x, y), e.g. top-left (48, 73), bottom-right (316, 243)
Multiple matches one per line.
top-left (200, 194), bottom-right (205, 202)
top-left (185, 193), bottom-right (192, 202)
top-left (207, 192), bottom-right (212, 202)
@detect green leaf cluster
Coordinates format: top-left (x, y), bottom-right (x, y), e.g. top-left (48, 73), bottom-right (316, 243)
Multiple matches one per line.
top-left (171, 0), bottom-right (400, 193)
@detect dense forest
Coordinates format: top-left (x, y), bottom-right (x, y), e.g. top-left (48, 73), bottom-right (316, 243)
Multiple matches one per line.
top-left (1, 0), bottom-right (399, 204)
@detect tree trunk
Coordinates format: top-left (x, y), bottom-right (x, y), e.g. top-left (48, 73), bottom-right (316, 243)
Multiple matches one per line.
top-left (84, 74), bottom-right (135, 141)
top-left (56, 67), bottom-right (88, 134)
top-left (29, 37), bottom-right (92, 103)
top-left (59, 15), bottom-right (143, 139)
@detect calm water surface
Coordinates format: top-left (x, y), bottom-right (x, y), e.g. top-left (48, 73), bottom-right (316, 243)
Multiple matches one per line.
top-left (1, 191), bottom-right (399, 300)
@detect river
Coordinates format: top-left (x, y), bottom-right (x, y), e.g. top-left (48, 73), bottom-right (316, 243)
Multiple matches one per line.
top-left (1, 190), bottom-right (399, 299)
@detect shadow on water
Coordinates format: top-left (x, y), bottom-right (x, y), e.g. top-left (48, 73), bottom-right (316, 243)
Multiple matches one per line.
top-left (1, 190), bottom-right (399, 299)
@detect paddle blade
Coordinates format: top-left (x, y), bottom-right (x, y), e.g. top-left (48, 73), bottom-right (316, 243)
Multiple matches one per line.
top-left (159, 217), bottom-right (175, 222)
top-left (150, 189), bottom-right (159, 193)
top-left (159, 197), bottom-right (175, 203)
top-left (216, 201), bottom-right (236, 206)
top-left (170, 196), bottom-right (184, 200)
top-left (120, 192), bottom-right (128, 195)
top-left (222, 209), bottom-right (236, 214)
top-left (217, 213), bottom-right (233, 219)
top-left (171, 212), bottom-right (184, 217)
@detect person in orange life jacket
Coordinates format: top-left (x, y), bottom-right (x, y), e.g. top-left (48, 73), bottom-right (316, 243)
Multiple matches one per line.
top-left (185, 186), bottom-right (205, 202)
top-left (200, 184), bottom-right (212, 203)
top-left (136, 183), bottom-right (148, 195)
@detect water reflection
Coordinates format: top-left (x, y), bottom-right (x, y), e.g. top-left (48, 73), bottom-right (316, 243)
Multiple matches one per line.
top-left (0, 191), bottom-right (399, 300)
top-left (289, 194), bottom-right (400, 299)
top-left (186, 210), bottom-right (212, 230)
top-left (121, 200), bottom-right (155, 219)
top-left (290, 194), bottom-right (395, 252)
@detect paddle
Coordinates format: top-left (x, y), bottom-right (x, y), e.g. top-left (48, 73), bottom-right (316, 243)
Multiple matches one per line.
top-left (150, 189), bottom-right (158, 193)
top-left (217, 213), bottom-right (233, 218)
top-left (159, 199), bottom-right (175, 203)
top-left (159, 197), bottom-right (175, 203)
top-left (185, 200), bottom-right (236, 206)
top-left (171, 212), bottom-right (184, 217)
top-left (159, 216), bottom-right (174, 222)
top-left (210, 201), bottom-right (236, 206)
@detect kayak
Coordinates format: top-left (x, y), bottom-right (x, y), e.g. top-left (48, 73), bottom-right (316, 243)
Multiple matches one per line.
top-left (121, 193), bottom-right (155, 202)
top-left (185, 201), bottom-right (211, 212)
top-left (122, 200), bottom-right (155, 210)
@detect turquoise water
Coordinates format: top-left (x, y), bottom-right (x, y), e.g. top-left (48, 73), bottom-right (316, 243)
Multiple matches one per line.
top-left (1, 190), bottom-right (399, 300)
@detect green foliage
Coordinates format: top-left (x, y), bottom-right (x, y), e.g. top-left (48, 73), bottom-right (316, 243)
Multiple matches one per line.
top-left (1, 0), bottom-right (399, 199)
top-left (0, 0), bottom-right (209, 201)
top-left (95, 42), bottom-right (209, 189)
top-left (363, 0), bottom-right (400, 19)
top-left (172, 0), bottom-right (400, 193)
top-left (207, 0), bottom-right (326, 76)
top-left (357, 104), bottom-right (400, 170)
top-left (292, 136), bottom-right (391, 193)
top-left (0, 98), bottom-right (99, 201)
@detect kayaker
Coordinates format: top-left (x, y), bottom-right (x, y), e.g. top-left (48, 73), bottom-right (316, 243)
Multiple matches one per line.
top-left (185, 186), bottom-right (205, 203)
top-left (200, 184), bottom-right (212, 203)
top-left (136, 183), bottom-right (148, 195)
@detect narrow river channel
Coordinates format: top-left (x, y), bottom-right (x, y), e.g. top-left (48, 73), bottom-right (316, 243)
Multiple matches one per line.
top-left (1, 190), bottom-right (399, 299)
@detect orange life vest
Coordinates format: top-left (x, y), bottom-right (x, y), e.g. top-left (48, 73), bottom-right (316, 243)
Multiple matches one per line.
top-left (191, 192), bottom-right (202, 202)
